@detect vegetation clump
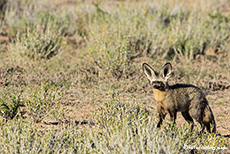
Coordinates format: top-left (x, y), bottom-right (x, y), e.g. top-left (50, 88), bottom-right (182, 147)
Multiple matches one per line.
top-left (0, 0), bottom-right (229, 153)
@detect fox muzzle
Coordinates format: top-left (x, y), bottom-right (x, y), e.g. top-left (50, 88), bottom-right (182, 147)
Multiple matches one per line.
top-left (152, 81), bottom-right (165, 90)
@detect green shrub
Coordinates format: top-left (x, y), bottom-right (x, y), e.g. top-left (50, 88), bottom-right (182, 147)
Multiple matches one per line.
top-left (88, 3), bottom-right (153, 78)
top-left (4, 0), bottom-right (79, 38)
top-left (94, 93), bottom-right (150, 129)
top-left (90, 35), bottom-right (134, 78)
top-left (0, 89), bottom-right (24, 122)
top-left (0, 0), bottom-right (7, 26)
top-left (0, 120), bottom-right (80, 153)
top-left (89, 1), bottom-right (230, 69)
top-left (3, 0), bottom-right (37, 36)
top-left (35, 11), bottom-right (78, 37)
top-left (10, 28), bottom-right (63, 60)
top-left (25, 84), bottom-right (61, 123)
top-left (0, 96), bottom-right (228, 153)
top-left (89, 94), bottom-right (227, 153)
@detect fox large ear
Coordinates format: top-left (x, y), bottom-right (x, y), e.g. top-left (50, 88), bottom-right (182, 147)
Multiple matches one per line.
top-left (142, 63), bottom-right (158, 81)
top-left (160, 62), bottom-right (172, 80)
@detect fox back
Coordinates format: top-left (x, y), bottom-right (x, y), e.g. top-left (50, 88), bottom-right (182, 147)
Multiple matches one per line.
top-left (142, 62), bottom-right (216, 133)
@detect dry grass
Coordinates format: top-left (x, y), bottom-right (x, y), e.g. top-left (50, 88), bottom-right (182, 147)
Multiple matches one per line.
top-left (0, 0), bottom-right (229, 153)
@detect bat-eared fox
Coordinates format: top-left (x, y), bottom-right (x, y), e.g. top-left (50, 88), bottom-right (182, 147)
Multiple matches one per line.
top-left (142, 62), bottom-right (216, 133)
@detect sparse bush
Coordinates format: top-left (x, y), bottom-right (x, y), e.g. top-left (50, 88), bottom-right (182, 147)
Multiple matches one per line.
top-left (94, 93), bottom-right (150, 129)
top-left (0, 89), bottom-right (24, 122)
top-left (9, 28), bottom-right (62, 60)
top-left (25, 84), bottom-right (61, 123)
top-left (50, 103), bottom-right (69, 124)
top-left (0, 0), bottom-right (7, 26)
top-left (90, 35), bottom-right (134, 78)
top-left (3, 0), bottom-right (79, 38)
top-left (35, 11), bottom-right (78, 37)
top-left (88, 3), bottom-right (153, 78)
top-left (0, 0), bottom-right (229, 153)
top-left (0, 120), bottom-right (80, 153)
top-left (3, 0), bottom-right (37, 37)
top-left (89, 1), bottom-right (230, 67)
top-left (89, 94), bottom-right (228, 153)
top-left (0, 94), bottom-right (228, 153)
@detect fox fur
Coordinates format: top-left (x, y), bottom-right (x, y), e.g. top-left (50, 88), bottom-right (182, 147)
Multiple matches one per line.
top-left (142, 62), bottom-right (216, 133)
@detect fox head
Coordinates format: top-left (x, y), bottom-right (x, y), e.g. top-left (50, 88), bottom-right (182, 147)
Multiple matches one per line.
top-left (142, 62), bottom-right (172, 91)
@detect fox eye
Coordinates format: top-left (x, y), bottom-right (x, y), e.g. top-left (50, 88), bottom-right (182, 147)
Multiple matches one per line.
top-left (152, 81), bottom-right (164, 86)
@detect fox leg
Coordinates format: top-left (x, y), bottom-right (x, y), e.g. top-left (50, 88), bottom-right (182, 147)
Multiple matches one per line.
top-left (182, 111), bottom-right (194, 132)
top-left (157, 106), bottom-right (166, 127)
top-left (157, 113), bottom-right (166, 127)
top-left (168, 110), bottom-right (177, 128)
top-left (203, 121), bottom-right (216, 134)
top-left (198, 122), bottom-right (209, 134)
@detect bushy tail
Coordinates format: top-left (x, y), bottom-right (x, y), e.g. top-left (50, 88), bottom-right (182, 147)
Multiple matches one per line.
top-left (203, 105), bottom-right (216, 133)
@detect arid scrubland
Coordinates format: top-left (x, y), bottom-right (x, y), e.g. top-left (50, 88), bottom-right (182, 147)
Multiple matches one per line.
top-left (0, 0), bottom-right (229, 153)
